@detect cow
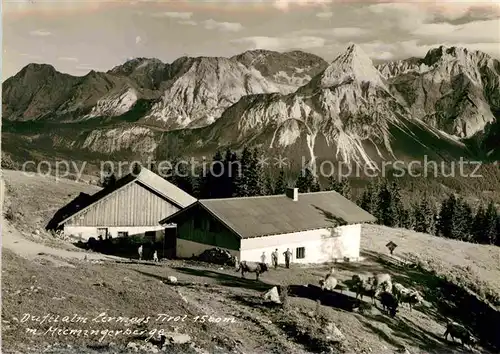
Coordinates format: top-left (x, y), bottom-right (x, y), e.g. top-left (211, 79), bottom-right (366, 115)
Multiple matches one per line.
top-left (372, 273), bottom-right (393, 297)
top-left (444, 321), bottom-right (477, 347)
top-left (399, 291), bottom-right (422, 311)
top-left (235, 261), bottom-right (268, 280)
top-left (391, 282), bottom-right (423, 311)
top-left (351, 274), bottom-right (377, 304)
top-left (319, 275), bottom-right (338, 291)
top-left (379, 291), bottom-right (399, 317)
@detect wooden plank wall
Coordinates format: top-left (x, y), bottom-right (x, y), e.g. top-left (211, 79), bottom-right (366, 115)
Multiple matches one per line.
top-left (66, 182), bottom-right (179, 226)
top-left (177, 211), bottom-right (240, 251)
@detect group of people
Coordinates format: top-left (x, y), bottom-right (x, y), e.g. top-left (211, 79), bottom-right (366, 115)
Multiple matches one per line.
top-left (137, 245), bottom-right (159, 262)
top-left (261, 248), bottom-right (293, 269)
top-left (137, 245), bottom-right (293, 268)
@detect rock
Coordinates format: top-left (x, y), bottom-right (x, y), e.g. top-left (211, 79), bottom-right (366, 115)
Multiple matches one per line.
top-left (177, 290), bottom-right (188, 303)
top-left (325, 322), bottom-right (345, 342)
top-left (165, 332), bottom-right (191, 344)
top-left (263, 286), bottom-right (281, 304)
top-left (126, 342), bottom-right (139, 351)
top-left (167, 276), bottom-right (177, 284)
top-left (35, 229), bottom-right (40, 235)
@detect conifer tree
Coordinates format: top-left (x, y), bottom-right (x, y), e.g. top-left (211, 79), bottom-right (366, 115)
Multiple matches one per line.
top-left (274, 169), bottom-right (286, 195)
top-left (221, 148), bottom-right (239, 198)
top-left (374, 179), bottom-right (395, 227)
top-left (327, 176), bottom-right (342, 193)
top-left (495, 216), bottom-right (500, 247)
top-left (483, 201), bottom-right (498, 245)
top-left (339, 178), bottom-right (352, 200)
top-left (296, 168), bottom-right (317, 193)
top-left (437, 194), bottom-right (456, 238)
top-left (453, 197), bottom-right (474, 241)
top-left (100, 171), bottom-right (116, 188)
top-left (473, 204), bottom-right (487, 243)
top-left (389, 181), bottom-right (406, 228)
top-left (169, 158), bottom-right (194, 196)
top-left (247, 148), bottom-right (264, 196)
top-left (413, 195), bottom-right (436, 234)
top-left (264, 174), bottom-right (274, 196)
top-left (197, 150), bottom-right (224, 199)
top-left (358, 181), bottom-right (376, 214)
top-left (235, 147), bottom-right (252, 197)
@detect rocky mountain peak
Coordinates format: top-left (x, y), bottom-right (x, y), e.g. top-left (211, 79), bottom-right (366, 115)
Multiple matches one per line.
top-left (423, 45), bottom-right (492, 68)
top-left (108, 57), bottom-right (165, 76)
top-left (16, 63), bottom-right (58, 80)
top-left (316, 44), bottom-right (386, 89)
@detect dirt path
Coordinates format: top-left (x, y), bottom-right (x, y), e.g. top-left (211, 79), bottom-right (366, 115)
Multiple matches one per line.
top-left (2, 218), bottom-right (122, 266)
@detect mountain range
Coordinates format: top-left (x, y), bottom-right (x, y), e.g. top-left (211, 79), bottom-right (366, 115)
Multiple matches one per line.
top-left (2, 44), bottom-right (500, 171)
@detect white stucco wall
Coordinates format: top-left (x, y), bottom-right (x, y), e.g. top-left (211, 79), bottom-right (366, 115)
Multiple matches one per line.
top-left (239, 224), bottom-right (361, 264)
top-left (176, 239), bottom-right (240, 260)
top-left (64, 225), bottom-right (168, 242)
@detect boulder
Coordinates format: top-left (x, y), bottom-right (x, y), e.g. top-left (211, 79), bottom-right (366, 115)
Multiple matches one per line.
top-left (166, 276), bottom-right (177, 284)
top-left (165, 332), bottom-right (191, 344)
top-left (263, 286), bottom-right (281, 304)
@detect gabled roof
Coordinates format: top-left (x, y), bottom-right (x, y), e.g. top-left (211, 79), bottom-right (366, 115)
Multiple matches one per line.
top-left (56, 167), bottom-right (197, 227)
top-left (159, 190), bottom-right (376, 239)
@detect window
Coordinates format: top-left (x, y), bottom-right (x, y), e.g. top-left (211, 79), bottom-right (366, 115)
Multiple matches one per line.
top-left (296, 247), bottom-right (305, 259)
top-left (117, 231), bottom-right (129, 238)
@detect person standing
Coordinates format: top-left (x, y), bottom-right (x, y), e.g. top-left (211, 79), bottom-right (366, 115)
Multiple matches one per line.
top-left (260, 251), bottom-right (267, 264)
top-left (153, 250), bottom-right (158, 262)
top-left (271, 249), bottom-right (279, 269)
top-left (138, 244), bottom-right (143, 261)
top-left (283, 248), bottom-right (292, 269)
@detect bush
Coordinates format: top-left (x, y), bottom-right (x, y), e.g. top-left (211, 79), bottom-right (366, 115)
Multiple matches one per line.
top-left (4, 207), bottom-right (15, 221)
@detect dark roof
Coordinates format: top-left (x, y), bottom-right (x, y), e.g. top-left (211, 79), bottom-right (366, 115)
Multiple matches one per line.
top-left (160, 190), bottom-right (376, 239)
top-left (55, 167), bottom-right (196, 227)
top-left (46, 192), bottom-right (92, 230)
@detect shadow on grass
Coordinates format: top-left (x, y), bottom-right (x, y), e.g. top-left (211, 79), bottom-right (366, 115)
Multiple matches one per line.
top-left (170, 266), bottom-right (273, 292)
top-left (361, 249), bottom-right (500, 352)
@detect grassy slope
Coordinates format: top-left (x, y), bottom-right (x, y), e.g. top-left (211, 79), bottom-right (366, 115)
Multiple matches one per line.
top-left (2, 170), bottom-right (500, 353)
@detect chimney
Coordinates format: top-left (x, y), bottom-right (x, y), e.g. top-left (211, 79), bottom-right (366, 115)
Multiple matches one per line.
top-left (286, 187), bottom-right (299, 201)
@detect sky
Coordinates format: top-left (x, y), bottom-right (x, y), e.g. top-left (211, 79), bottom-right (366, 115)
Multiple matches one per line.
top-left (3, 0), bottom-right (500, 79)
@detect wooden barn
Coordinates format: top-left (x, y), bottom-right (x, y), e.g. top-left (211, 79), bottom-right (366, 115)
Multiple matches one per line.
top-left (50, 167), bottom-right (197, 250)
top-left (159, 187), bottom-right (376, 264)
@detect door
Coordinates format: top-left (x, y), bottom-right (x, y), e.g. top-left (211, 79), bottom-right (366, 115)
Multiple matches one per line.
top-left (164, 227), bottom-right (177, 259)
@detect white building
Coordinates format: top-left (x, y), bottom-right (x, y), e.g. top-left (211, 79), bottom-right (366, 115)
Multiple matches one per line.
top-left (159, 187), bottom-right (376, 264)
top-left (49, 167), bottom-right (197, 253)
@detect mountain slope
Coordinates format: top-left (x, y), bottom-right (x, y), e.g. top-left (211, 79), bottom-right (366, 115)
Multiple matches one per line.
top-left (232, 49), bottom-right (328, 92)
top-left (194, 44), bottom-right (472, 167)
top-left (378, 46), bottom-right (500, 139)
top-left (2, 51), bottom-right (326, 128)
top-left (2, 45), bottom-right (498, 166)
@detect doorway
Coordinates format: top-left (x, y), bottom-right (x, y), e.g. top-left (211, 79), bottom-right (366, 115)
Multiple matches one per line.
top-left (163, 226), bottom-right (177, 259)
